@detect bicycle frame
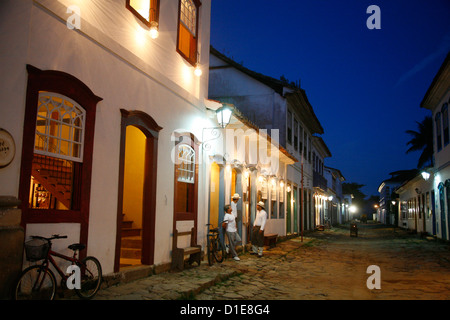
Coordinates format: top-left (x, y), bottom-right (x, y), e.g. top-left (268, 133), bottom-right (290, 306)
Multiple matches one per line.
top-left (43, 249), bottom-right (80, 282)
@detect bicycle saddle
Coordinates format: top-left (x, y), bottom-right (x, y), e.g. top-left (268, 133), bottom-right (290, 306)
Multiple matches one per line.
top-left (68, 243), bottom-right (86, 251)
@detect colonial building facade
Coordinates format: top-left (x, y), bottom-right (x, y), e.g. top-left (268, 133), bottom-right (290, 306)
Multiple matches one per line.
top-left (0, 0), bottom-right (214, 275)
top-left (208, 47), bottom-right (340, 237)
top-left (390, 53), bottom-right (449, 240)
top-left (419, 53), bottom-right (450, 240)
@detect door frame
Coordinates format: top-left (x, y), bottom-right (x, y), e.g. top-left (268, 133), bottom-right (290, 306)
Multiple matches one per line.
top-left (114, 109), bottom-right (162, 272)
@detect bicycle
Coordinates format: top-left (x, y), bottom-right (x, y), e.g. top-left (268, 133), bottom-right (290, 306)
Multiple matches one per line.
top-left (206, 224), bottom-right (226, 265)
top-left (14, 234), bottom-right (102, 300)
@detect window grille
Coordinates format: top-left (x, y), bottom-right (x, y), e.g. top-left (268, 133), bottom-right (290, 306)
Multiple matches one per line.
top-left (35, 92), bottom-right (85, 162)
top-left (180, 0), bottom-right (197, 36)
top-left (177, 144), bottom-right (195, 184)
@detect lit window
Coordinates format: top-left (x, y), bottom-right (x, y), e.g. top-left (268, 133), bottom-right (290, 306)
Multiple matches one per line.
top-left (177, 0), bottom-right (201, 65)
top-left (35, 92), bottom-right (85, 162)
top-left (174, 134), bottom-right (199, 220)
top-left (126, 0), bottom-right (160, 27)
top-left (177, 144), bottom-right (195, 184)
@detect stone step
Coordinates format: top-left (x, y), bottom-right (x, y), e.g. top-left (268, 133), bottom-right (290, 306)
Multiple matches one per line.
top-left (121, 247), bottom-right (142, 259)
top-left (122, 220), bottom-right (133, 229)
top-left (121, 228), bottom-right (141, 237)
top-left (121, 236), bottom-right (142, 249)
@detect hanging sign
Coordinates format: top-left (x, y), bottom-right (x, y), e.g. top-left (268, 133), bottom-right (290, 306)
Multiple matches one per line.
top-left (0, 128), bottom-right (15, 168)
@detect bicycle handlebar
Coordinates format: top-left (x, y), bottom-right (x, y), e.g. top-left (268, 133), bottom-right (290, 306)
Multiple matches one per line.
top-left (31, 234), bottom-right (68, 241)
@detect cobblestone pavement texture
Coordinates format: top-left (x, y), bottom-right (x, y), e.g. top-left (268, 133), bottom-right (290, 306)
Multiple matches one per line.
top-left (81, 224), bottom-right (450, 300)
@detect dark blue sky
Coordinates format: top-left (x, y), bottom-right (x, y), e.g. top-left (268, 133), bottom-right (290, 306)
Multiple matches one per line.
top-left (210, 0), bottom-right (450, 197)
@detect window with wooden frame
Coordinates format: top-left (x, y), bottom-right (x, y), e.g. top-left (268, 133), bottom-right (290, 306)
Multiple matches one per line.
top-left (30, 92), bottom-right (85, 210)
top-left (177, 0), bottom-right (201, 65)
top-left (126, 0), bottom-right (160, 27)
top-left (19, 65), bottom-right (101, 230)
top-left (174, 133), bottom-right (199, 221)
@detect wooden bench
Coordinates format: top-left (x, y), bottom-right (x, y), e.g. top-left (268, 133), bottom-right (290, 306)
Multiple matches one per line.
top-left (171, 227), bottom-right (201, 271)
top-left (264, 233), bottom-right (278, 248)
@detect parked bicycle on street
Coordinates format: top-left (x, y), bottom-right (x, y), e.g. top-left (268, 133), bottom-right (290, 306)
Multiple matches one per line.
top-left (14, 234), bottom-right (102, 300)
top-left (205, 224), bottom-right (226, 265)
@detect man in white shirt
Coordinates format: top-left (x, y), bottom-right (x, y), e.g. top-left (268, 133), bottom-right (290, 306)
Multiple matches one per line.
top-left (251, 201), bottom-right (267, 258)
top-left (231, 193), bottom-right (240, 219)
top-left (222, 204), bottom-right (241, 261)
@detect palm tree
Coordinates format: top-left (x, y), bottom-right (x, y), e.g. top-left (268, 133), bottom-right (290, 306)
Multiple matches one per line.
top-left (405, 116), bottom-right (434, 169)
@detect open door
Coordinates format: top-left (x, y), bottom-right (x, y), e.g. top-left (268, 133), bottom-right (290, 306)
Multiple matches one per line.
top-left (115, 110), bottom-right (161, 272)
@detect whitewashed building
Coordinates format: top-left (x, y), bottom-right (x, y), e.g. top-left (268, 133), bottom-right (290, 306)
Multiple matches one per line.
top-left (209, 47), bottom-right (327, 236)
top-left (420, 53), bottom-right (450, 240)
top-left (0, 0), bottom-right (215, 275)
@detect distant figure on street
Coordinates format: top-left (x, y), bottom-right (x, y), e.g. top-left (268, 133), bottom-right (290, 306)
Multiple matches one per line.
top-left (222, 204), bottom-right (241, 261)
top-left (251, 201), bottom-right (267, 258)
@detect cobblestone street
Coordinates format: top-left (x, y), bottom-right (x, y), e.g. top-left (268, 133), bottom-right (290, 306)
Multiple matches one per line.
top-left (90, 223), bottom-right (450, 301)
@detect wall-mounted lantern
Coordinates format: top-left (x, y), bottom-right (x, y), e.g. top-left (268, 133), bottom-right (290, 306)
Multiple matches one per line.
top-left (216, 105), bottom-right (232, 128)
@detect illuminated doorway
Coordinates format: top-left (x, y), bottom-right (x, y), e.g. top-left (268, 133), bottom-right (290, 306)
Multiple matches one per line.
top-left (115, 110), bottom-right (161, 272)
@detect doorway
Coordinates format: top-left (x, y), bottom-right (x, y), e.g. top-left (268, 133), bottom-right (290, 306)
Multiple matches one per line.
top-left (115, 109), bottom-right (161, 272)
top-left (120, 125), bottom-right (145, 268)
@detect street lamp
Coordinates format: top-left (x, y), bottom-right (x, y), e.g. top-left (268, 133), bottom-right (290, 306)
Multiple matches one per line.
top-left (421, 171), bottom-right (430, 181)
top-left (216, 106), bottom-right (233, 128)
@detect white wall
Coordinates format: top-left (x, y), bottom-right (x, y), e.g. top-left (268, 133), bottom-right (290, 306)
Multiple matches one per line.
top-left (0, 0), bottom-right (212, 274)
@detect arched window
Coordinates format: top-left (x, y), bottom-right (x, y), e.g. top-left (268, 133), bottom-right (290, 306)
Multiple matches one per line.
top-left (19, 65), bottom-right (102, 248)
top-left (173, 133), bottom-right (198, 222)
top-left (35, 92), bottom-right (85, 162)
top-left (177, 144), bottom-right (195, 184)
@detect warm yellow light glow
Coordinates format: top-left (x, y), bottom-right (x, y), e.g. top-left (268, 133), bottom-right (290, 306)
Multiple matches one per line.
top-left (135, 27), bottom-right (147, 46)
top-left (194, 65), bottom-right (202, 77)
top-left (149, 21), bottom-right (159, 39)
top-left (349, 205), bottom-right (357, 213)
top-left (279, 181), bottom-right (284, 188)
top-left (130, 0), bottom-right (150, 20)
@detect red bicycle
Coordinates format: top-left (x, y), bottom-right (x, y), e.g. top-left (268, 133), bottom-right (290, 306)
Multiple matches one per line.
top-left (14, 234), bottom-right (102, 300)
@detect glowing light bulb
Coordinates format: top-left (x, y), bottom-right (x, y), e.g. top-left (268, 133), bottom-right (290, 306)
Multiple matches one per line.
top-left (149, 21), bottom-right (159, 39)
top-left (194, 64), bottom-right (202, 77)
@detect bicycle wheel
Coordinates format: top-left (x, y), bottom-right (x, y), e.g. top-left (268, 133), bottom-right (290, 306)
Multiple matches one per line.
top-left (207, 236), bottom-right (214, 266)
top-left (213, 237), bottom-right (225, 263)
top-left (75, 256), bottom-right (102, 299)
top-left (15, 265), bottom-right (57, 300)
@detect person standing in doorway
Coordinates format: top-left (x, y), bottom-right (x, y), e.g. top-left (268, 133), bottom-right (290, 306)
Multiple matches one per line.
top-left (231, 193), bottom-right (240, 229)
top-left (251, 201), bottom-right (267, 258)
top-left (222, 205), bottom-right (241, 261)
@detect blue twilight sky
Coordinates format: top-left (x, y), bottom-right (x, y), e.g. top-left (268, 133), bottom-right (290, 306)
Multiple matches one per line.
top-left (210, 0), bottom-right (450, 197)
